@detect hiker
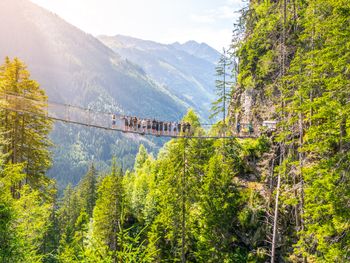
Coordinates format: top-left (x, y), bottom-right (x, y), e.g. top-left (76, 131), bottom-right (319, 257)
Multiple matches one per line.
top-left (169, 122), bottom-right (173, 136)
top-left (133, 117), bottom-right (138, 131)
top-left (142, 119), bottom-right (147, 133)
top-left (164, 122), bottom-right (168, 135)
top-left (182, 122), bottom-right (186, 133)
top-left (147, 119), bottom-right (152, 133)
top-left (122, 116), bottom-right (128, 131)
top-left (186, 122), bottom-right (192, 134)
top-left (156, 121), bottom-right (160, 136)
top-left (159, 121), bottom-right (164, 135)
top-left (236, 121), bottom-right (241, 134)
top-left (137, 119), bottom-right (142, 132)
top-left (128, 116), bottom-right (133, 130)
top-left (173, 122), bottom-right (177, 136)
top-left (111, 114), bottom-right (116, 129)
top-left (248, 122), bottom-right (254, 135)
top-left (152, 119), bottom-right (157, 134)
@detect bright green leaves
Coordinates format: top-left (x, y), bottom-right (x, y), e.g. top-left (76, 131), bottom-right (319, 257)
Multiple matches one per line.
top-left (0, 57), bottom-right (53, 188)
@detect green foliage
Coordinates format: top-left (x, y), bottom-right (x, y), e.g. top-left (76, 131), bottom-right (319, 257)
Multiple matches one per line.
top-left (0, 57), bottom-right (53, 189)
top-left (1, 1), bottom-right (349, 261)
top-left (0, 162), bottom-right (24, 263)
top-left (76, 164), bottom-right (97, 218)
top-left (234, 0), bottom-right (350, 261)
top-left (210, 49), bottom-right (234, 122)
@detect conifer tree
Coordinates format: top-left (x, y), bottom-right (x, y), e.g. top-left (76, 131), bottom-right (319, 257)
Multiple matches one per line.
top-left (77, 163), bottom-right (97, 218)
top-left (58, 184), bottom-right (81, 248)
top-left (91, 161), bottom-right (124, 262)
top-left (0, 162), bottom-right (24, 262)
top-left (134, 144), bottom-right (148, 171)
top-left (210, 48), bottom-right (234, 125)
top-left (0, 57), bottom-right (53, 188)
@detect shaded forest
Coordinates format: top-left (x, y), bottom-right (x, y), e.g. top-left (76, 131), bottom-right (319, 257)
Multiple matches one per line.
top-left (1, 0), bottom-right (350, 262)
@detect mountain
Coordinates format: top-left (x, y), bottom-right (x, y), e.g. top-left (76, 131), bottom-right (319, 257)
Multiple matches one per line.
top-left (0, 0), bottom-right (219, 190)
top-left (0, 0), bottom-right (185, 119)
top-left (0, 0), bottom-right (187, 189)
top-left (98, 35), bottom-right (221, 120)
top-left (172, 40), bottom-right (221, 64)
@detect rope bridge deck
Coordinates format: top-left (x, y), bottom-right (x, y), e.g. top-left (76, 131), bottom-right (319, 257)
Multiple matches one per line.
top-left (0, 93), bottom-right (259, 140)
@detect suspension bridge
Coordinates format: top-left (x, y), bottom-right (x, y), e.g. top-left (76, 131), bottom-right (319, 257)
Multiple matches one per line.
top-left (0, 92), bottom-right (264, 139)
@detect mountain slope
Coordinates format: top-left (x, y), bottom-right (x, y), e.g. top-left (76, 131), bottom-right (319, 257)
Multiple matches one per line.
top-left (0, 0), bottom-right (185, 119)
top-left (0, 0), bottom-right (187, 189)
top-left (98, 35), bottom-right (220, 120)
top-left (172, 40), bottom-right (221, 64)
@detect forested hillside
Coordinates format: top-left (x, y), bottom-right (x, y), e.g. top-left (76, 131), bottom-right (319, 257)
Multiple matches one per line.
top-left (0, 0), bottom-right (349, 262)
top-left (98, 35), bottom-right (220, 120)
top-left (230, 0), bottom-right (350, 261)
top-left (0, 0), bottom-right (215, 189)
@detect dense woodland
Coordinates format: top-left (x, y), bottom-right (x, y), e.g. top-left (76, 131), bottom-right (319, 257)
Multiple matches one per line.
top-left (1, 0), bottom-right (350, 262)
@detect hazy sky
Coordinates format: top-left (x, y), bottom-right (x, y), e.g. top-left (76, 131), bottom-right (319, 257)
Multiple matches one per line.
top-left (30, 0), bottom-right (245, 51)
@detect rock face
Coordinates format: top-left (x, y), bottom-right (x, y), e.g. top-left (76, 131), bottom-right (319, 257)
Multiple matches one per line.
top-left (230, 84), bottom-right (277, 131)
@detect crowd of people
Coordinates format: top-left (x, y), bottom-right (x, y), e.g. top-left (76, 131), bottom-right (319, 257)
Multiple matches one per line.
top-left (111, 115), bottom-right (192, 136)
top-left (111, 115), bottom-right (257, 137)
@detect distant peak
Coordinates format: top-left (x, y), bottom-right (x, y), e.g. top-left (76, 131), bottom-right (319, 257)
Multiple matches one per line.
top-left (184, 40), bottom-right (200, 45)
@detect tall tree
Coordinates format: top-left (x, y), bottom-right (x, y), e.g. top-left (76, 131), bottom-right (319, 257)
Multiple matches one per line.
top-left (210, 48), bottom-right (234, 125)
top-left (0, 57), bottom-right (53, 189)
top-left (77, 163), bottom-right (97, 218)
top-left (91, 161), bottom-right (124, 262)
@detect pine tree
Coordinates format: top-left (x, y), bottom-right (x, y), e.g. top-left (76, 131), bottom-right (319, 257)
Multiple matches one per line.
top-left (91, 161), bottom-right (124, 262)
top-left (0, 57), bottom-right (53, 189)
top-left (77, 164), bottom-right (97, 218)
top-left (57, 184), bottom-right (81, 248)
top-left (196, 153), bottom-right (243, 262)
top-left (0, 162), bottom-right (24, 263)
top-left (134, 144), bottom-right (148, 171)
top-left (210, 48), bottom-right (234, 125)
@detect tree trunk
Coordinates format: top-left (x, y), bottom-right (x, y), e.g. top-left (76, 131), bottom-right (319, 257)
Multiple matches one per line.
top-left (271, 145), bottom-right (282, 263)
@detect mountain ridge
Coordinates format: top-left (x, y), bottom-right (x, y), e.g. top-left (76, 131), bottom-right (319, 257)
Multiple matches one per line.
top-left (0, 0), bottom-right (219, 189)
top-left (98, 34), bottom-right (220, 120)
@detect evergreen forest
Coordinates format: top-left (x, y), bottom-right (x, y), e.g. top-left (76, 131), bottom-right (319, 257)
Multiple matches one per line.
top-left (0, 0), bottom-right (349, 262)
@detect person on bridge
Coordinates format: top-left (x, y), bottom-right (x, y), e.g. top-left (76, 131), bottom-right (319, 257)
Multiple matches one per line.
top-left (128, 116), bottom-right (133, 130)
top-left (164, 122), bottom-right (168, 135)
top-left (122, 116), bottom-right (128, 131)
top-left (137, 119), bottom-right (142, 132)
top-left (156, 121), bottom-right (160, 136)
top-left (159, 121), bottom-right (164, 135)
top-left (141, 119), bottom-right (147, 133)
top-left (147, 119), bottom-right (152, 133)
top-left (236, 121), bottom-right (241, 134)
top-left (111, 114), bottom-right (117, 129)
top-left (133, 117), bottom-right (138, 131)
top-left (186, 122), bottom-right (192, 135)
top-left (152, 119), bottom-right (157, 134)
top-left (178, 122), bottom-right (182, 135)
top-left (173, 122), bottom-right (177, 136)
top-left (248, 122), bottom-right (254, 135)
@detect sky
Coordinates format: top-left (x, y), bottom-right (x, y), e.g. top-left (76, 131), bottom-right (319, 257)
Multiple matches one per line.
top-left (30, 0), bottom-right (245, 51)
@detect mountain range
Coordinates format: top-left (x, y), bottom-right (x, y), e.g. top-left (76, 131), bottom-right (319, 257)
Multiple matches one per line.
top-left (98, 35), bottom-right (220, 119)
top-left (0, 0), bottom-right (220, 189)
